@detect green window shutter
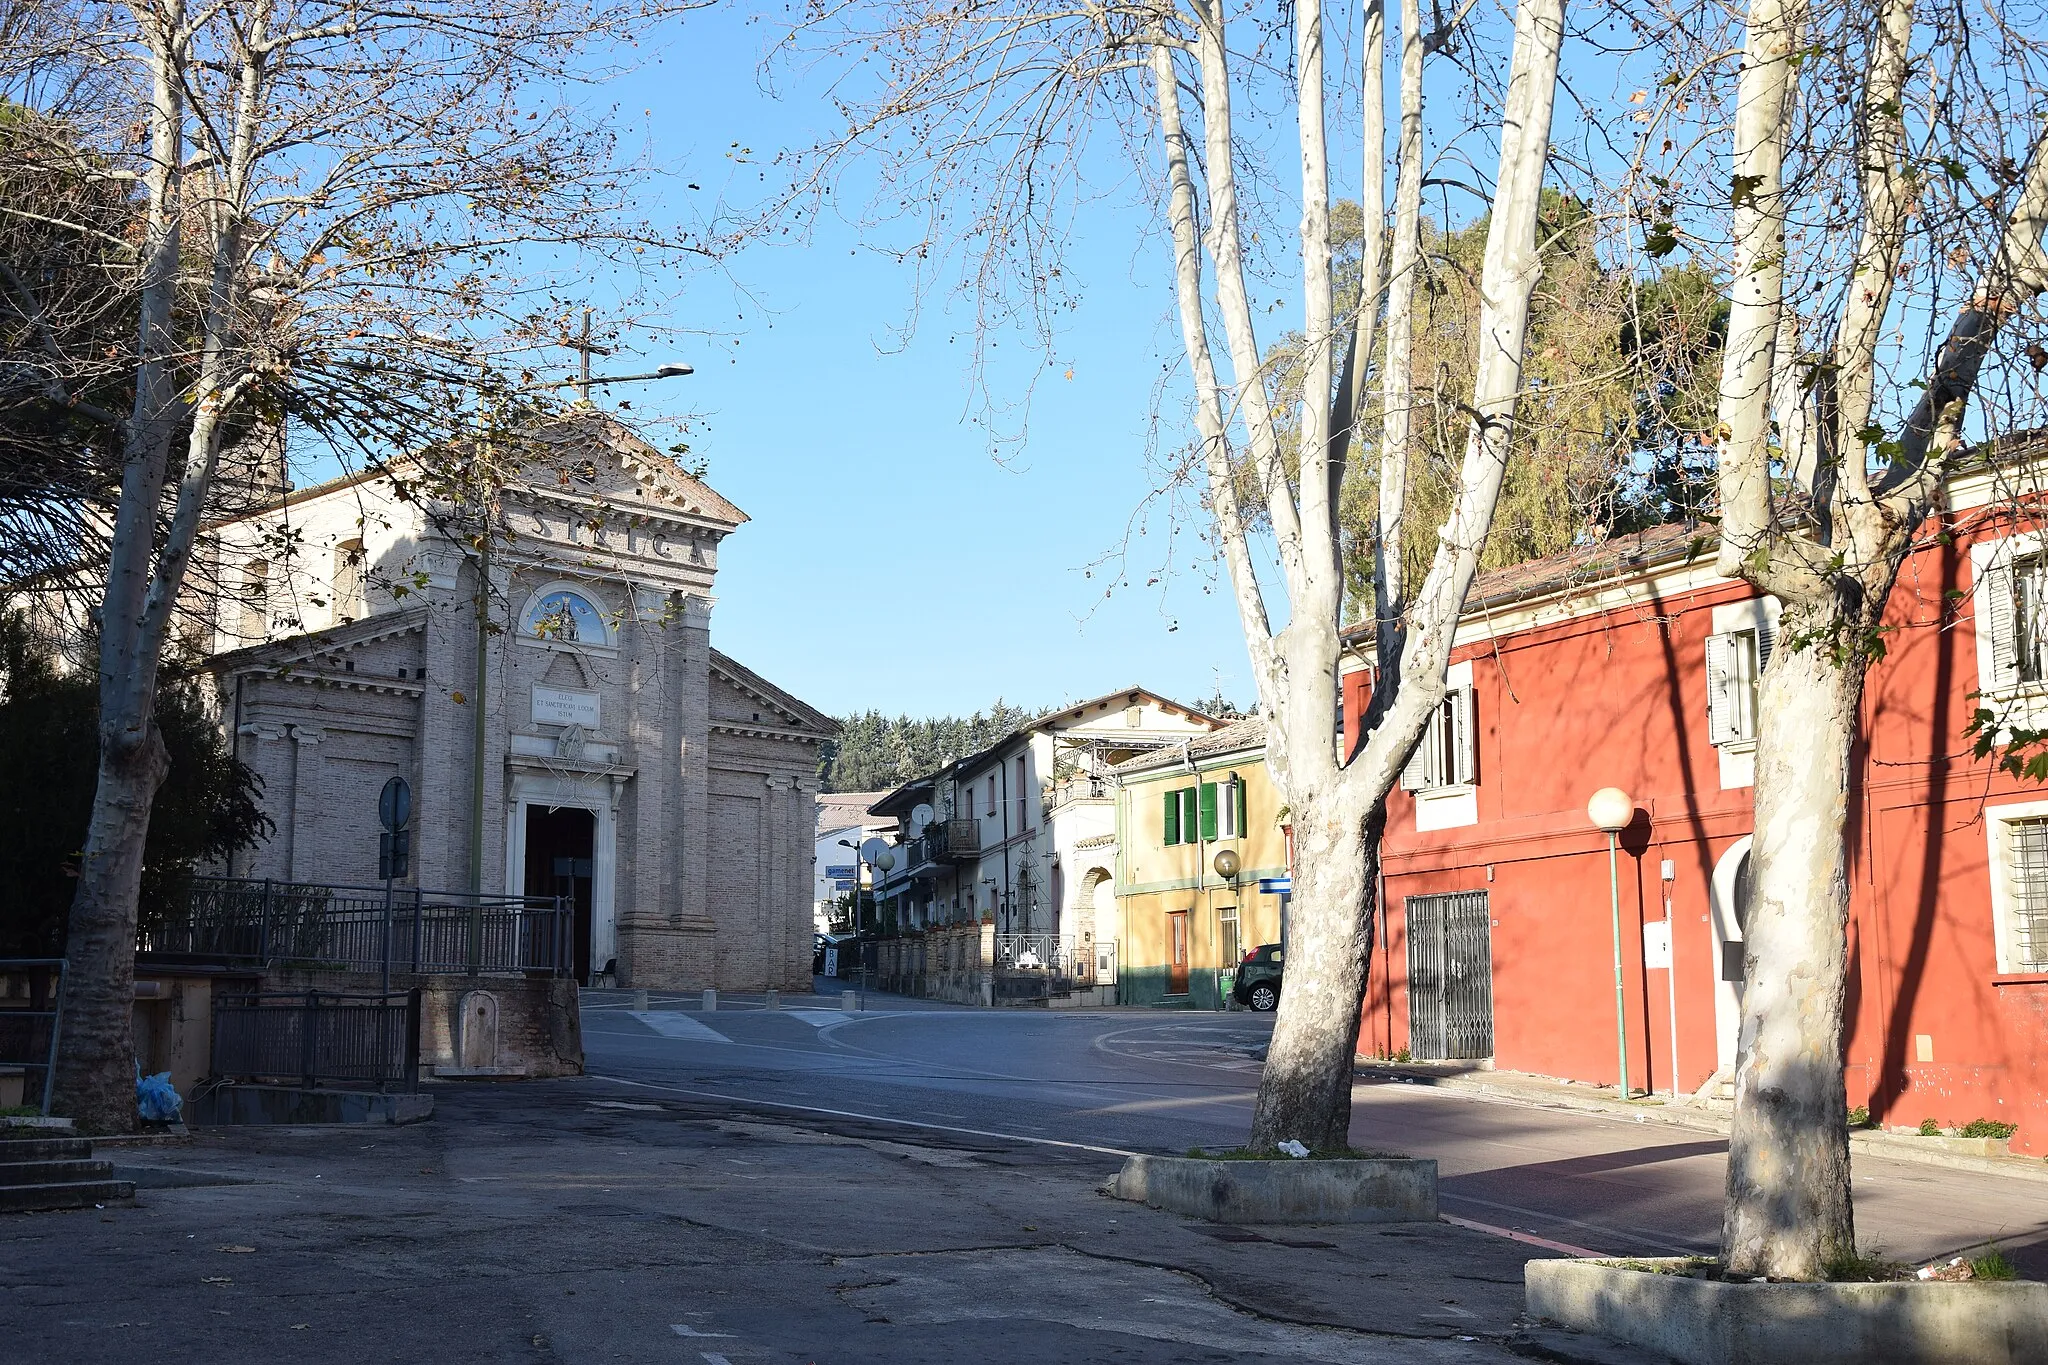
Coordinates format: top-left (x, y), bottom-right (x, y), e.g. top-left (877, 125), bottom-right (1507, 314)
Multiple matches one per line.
top-left (1199, 782), bottom-right (1218, 841)
top-left (1162, 788), bottom-right (1180, 845)
top-left (1236, 779), bottom-right (1248, 835)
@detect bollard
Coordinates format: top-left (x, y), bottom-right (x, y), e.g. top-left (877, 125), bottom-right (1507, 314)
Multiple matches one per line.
top-left (842, 989), bottom-right (859, 1013)
top-left (765, 989), bottom-right (780, 1010)
top-left (702, 988), bottom-right (718, 1012)
top-left (632, 988), bottom-right (648, 1011)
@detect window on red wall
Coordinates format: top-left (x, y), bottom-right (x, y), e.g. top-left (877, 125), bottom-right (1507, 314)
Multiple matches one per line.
top-left (1341, 668), bottom-right (1373, 761)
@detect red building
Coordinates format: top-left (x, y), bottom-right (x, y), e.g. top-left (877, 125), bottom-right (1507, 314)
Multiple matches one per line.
top-left (1341, 460), bottom-right (2048, 1154)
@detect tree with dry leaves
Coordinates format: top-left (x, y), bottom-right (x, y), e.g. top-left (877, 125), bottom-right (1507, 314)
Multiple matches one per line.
top-left (1, 0), bottom-right (707, 1131)
top-left (1638, 0), bottom-right (2048, 1279)
top-left (775, 0), bottom-right (1579, 1147)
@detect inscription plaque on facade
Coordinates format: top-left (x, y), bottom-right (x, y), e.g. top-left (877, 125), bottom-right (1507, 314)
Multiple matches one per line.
top-left (532, 685), bottom-right (600, 728)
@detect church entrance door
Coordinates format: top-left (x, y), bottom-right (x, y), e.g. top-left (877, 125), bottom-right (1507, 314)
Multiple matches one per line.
top-left (525, 806), bottom-right (596, 983)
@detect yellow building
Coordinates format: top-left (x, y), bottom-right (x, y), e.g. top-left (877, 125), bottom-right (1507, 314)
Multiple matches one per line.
top-left (1113, 717), bottom-right (1288, 1007)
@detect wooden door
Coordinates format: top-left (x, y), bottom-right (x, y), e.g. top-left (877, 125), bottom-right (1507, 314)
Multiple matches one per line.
top-left (1167, 910), bottom-right (1190, 995)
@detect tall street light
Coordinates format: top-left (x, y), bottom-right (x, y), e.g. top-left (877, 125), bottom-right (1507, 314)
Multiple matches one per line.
top-left (1588, 786), bottom-right (1635, 1100)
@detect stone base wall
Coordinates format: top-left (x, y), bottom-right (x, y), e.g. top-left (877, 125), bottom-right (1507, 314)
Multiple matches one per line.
top-left (264, 969), bottom-right (583, 1078)
top-left (870, 924), bottom-right (995, 1006)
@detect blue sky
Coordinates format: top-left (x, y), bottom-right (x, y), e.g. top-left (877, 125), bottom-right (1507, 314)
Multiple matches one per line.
top-left (578, 8), bottom-right (1259, 719)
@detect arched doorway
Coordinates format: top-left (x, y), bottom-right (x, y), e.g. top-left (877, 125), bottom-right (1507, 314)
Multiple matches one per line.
top-left (1709, 837), bottom-right (1754, 1074)
top-left (1082, 867), bottom-right (1117, 982)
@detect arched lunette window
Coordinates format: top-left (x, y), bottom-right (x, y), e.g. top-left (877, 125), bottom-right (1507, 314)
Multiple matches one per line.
top-left (521, 587), bottom-right (609, 646)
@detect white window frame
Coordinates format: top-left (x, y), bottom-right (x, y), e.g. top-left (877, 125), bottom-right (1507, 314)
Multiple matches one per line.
top-left (1400, 682), bottom-right (1475, 794)
top-left (1706, 598), bottom-right (1780, 789)
top-left (1986, 798), bottom-right (2048, 974)
top-left (1216, 777), bottom-right (1243, 839)
top-left (1400, 661), bottom-right (1479, 832)
top-left (1971, 532), bottom-right (2048, 736)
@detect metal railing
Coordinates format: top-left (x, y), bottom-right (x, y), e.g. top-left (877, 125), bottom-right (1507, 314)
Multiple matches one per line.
top-left (210, 989), bottom-right (421, 1092)
top-left (926, 818), bottom-right (981, 863)
top-left (0, 959), bottom-right (64, 1116)
top-left (993, 933), bottom-right (1080, 1001)
top-left (144, 877), bottom-right (571, 977)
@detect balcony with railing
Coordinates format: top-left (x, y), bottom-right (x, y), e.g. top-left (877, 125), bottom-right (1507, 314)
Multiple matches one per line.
top-left (923, 817), bottom-right (981, 864)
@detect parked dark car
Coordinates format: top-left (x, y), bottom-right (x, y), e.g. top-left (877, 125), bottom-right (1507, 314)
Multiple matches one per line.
top-left (1233, 943), bottom-right (1283, 1011)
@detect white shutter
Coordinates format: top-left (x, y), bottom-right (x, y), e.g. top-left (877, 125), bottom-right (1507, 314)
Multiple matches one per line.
top-left (1399, 713), bottom-right (1434, 791)
top-left (1985, 561), bottom-right (2020, 689)
top-left (1754, 615), bottom-right (1775, 671)
top-left (1706, 633), bottom-right (1739, 746)
top-left (1451, 687), bottom-right (1477, 785)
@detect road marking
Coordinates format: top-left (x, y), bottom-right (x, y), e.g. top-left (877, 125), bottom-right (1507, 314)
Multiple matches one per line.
top-left (590, 1073), bottom-right (1138, 1158)
top-left (670, 1323), bottom-right (735, 1338)
top-left (630, 1012), bottom-right (732, 1044)
top-left (1439, 1212), bottom-right (1604, 1257)
top-left (700, 1355), bottom-right (732, 1365)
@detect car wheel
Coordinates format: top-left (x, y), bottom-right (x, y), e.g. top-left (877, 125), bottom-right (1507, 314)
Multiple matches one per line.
top-left (1248, 983), bottom-right (1279, 1012)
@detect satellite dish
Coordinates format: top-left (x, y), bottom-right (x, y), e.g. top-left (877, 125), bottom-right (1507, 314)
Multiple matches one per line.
top-left (909, 803), bottom-right (935, 833)
top-left (860, 836), bottom-right (891, 866)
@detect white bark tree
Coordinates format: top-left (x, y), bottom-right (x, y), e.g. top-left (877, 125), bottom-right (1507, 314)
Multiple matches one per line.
top-left (1698, 0), bottom-right (2048, 1277)
top-left (3, 0), bottom-right (704, 1132)
top-left (779, 0), bottom-right (1573, 1145)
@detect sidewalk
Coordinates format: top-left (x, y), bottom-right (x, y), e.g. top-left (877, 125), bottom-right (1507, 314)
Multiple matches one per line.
top-left (2, 1078), bottom-right (1579, 1364)
top-left (1354, 1059), bottom-right (2048, 1185)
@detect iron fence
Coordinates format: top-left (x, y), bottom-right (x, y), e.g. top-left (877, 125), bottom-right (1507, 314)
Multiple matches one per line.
top-left (0, 959), bottom-right (63, 1116)
top-left (144, 877), bottom-right (571, 976)
top-left (210, 989), bottom-right (420, 1092)
top-left (993, 933), bottom-right (1079, 1001)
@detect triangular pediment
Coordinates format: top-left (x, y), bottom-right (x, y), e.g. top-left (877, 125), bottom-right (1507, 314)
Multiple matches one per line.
top-left (207, 607), bottom-right (429, 686)
top-left (505, 411), bottom-right (748, 529)
top-left (709, 650), bottom-right (838, 740)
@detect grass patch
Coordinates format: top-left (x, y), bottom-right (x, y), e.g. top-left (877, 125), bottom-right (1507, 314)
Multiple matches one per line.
top-left (1821, 1246), bottom-right (1909, 1282)
top-left (1607, 1257), bottom-right (1717, 1277)
top-left (0, 1105), bottom-right (41, 1118)
top-left (1184, 1145), bottom-right (1408, 1161)
top-left (1919, 1118), bottom-right (1943, 1136)
top-left (1847, 1105), bottom-right (1873, 1129)
top-left (1959, 1118), bottom-right (2018, 1140)
top-left (1971, 1247), bottom-right (2020, 1281)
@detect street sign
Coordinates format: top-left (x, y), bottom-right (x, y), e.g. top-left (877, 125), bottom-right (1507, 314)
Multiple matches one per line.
top-left (378, 776), bottom-right (412, 832)
top-left (824, 865), bottom-right (857, 880)
top-left (379, 829), bottom-right (411, 881)
top-left (1258, 877), bottom-right (1292, 895)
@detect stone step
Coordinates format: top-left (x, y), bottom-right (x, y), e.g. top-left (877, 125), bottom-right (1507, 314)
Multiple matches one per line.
top-left (0, 1137), bottom-right (92, 1163)
top-left (0, 1179), bottom-right (134, 1214)
top-left (0, 1159), bottom-right (113, 1187)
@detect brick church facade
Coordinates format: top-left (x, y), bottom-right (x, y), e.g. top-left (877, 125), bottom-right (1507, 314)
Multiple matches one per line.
top-left (198, 411), bottom-right (834, 991)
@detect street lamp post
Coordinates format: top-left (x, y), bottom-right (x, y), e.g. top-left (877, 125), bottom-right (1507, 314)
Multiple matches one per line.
top-left (1587, 786), bottom-right (1635, 1100)
top-left (1212, 847), bottom-right (1240, 1011)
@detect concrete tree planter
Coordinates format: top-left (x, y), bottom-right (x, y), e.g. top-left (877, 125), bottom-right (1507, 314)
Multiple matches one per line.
top-left (1526, 1256), bottom-right (2048, 1365)
top-left (1108, 1153), bottom-right (1437, 1224)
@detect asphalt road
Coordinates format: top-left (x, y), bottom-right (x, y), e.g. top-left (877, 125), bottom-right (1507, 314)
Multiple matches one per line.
top-left (583, 984), bottom-right (2048, 1276)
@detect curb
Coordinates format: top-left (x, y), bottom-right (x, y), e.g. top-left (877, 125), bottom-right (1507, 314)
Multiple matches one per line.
top-left (1355, 1062), bottom-right (2048, 1185)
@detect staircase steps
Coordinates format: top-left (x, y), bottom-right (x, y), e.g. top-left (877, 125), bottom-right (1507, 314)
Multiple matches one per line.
top-left (0, 1138), bottom-right (133, 1213)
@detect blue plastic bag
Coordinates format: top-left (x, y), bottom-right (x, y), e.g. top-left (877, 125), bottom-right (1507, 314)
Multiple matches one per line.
top-left (136, 1064), bottom-right (182, 1122)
